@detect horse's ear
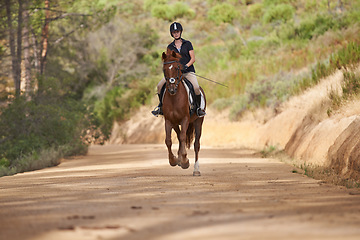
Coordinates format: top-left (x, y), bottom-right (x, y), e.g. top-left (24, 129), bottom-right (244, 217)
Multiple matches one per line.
top-left (166, 48), bottom-right (172, 55)
top-left (162, 52), bottom-right (167, 61)
top-left (171, 50), bottom-right (177, 58)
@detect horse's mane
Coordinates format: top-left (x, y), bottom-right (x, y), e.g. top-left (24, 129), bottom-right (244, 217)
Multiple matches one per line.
top-left (163, 49), bottom-right (181, 62)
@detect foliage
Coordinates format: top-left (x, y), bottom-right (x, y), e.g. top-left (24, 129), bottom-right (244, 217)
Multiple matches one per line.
top-left (294, 41), bottom-right (360, 94)
top-left (248, 3), bottom-right (264, 20)
top-left (294, 14), bottom-right (336, 40)
top-left (227, 41), bottom-right (360, 120)
top-left (263, 4), bottom-right (295, 23)
top-left (94, 79), bottom-right (154, 136)
top-left (172, 2), bottom-right (195, 20)
top-left (143, 0), bottom-right (167, 11)
top-left (330, 41), bottom-right (360, 70)
top-left (208, 3), bottom-right (237, 25)
top-left (263, 0), bottom-right (295, 6)
top-left (147, 1), bottom-right (195, 21)
top-left (151, 4), bottom-right (171, 20)
top-left (342, 71), bottom-right (360, 98)
top-left (0, 94), bottom-right (92, 176)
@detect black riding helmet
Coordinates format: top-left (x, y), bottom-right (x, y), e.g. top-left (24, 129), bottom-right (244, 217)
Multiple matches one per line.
top-left (170, 22), bottom-right (183, 38)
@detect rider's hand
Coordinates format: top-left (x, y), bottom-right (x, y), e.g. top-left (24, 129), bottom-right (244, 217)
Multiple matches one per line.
top-left (181, 64), bottom-right (188, 72)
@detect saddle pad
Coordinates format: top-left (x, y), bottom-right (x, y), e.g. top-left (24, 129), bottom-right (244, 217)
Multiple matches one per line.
top-left (182, 79), bottom-right (194, 107)
top-left (183, 79), bottom-right (205, 110)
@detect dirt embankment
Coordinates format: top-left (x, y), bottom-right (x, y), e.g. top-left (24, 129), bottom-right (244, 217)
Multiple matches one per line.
top-left (110, 68), bottom-right (360, 181)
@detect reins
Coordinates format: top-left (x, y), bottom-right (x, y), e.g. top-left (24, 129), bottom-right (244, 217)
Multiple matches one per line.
top-left (163, 60), bottom-right (228, 90)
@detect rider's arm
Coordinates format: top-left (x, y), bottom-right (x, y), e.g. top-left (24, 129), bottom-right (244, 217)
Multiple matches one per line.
top-left (186, 50), bottom-right (195, 68)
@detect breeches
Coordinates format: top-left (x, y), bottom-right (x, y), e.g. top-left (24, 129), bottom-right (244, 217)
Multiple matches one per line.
top-left (157, 72), bottom-right (201, 95)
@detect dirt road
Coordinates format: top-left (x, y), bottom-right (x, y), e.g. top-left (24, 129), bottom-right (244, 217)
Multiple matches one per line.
top-left (1, 144), bottom-right (360, 240)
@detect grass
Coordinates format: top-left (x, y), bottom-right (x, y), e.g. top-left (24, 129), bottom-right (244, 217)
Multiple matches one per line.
top-left (301, 164), bottom-right (360, 189)
top-left (0, 144), bottom-right (87, 177)
top-left (260, 145), bottom-right (279, 158)
top-left (269, 150), bottom-right (360, 189)
top-left (327, 68), bottom-right (360, 116)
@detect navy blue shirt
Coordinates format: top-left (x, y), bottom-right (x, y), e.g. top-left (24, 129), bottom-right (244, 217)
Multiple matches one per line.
top-left (167, 38), bottom-right (195, 73)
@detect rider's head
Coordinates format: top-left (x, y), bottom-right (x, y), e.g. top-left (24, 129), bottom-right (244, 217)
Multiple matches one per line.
top-left (170, 22), bottom-right (183, 40)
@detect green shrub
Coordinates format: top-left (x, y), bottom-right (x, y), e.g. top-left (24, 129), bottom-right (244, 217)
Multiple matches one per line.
top-left (343, 8), bottom-right (360, 26)
top-left (263, 0), bottom-right (294, 6)
top-left (248, 3), bottom-right (263, 20)
top-left (0, 96), bottom-right (91, 166)
top-left (172, 2), bottom-right (195, 19)
top-left (151, 4), bottom-right (171, 20)
top-left (94, 81), bottom-right (153, 136)
top-left (0, 158), bottom-right (10, 167)
top-left (143, 0), bottom-right (167, 11)
top-left (150, 2), bottom-right (195, 20)
top-left (263, 4), bottom-right (294, 23)
top-left (208, 3), bottom-right (237, 25)
top-left (294, 14), bottom-right (335, 40)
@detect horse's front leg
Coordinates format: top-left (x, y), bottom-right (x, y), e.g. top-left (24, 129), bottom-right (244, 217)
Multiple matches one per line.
top-left (165, 120), bottom-right (178, 167)
top-left (179, 118), bottom-right (189, 169)
top-left (173, 125), bottom-right (181, 166)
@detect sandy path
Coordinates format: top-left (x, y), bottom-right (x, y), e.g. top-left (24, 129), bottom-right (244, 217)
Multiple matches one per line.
top-left (1, 144), bottom-right (360, 240)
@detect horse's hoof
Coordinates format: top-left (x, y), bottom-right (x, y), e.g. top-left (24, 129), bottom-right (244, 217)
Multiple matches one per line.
top-left (169, 157), bottom-right (179, 167)
top-left (181, 160), bottom-right (190, 169)
top-left (193, 171), bottom-right (201, 176)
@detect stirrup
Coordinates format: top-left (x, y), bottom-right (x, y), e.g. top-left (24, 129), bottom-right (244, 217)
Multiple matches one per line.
top-left (151, 106), bottom-right (163, 117)
top-left (196, 108), bottom-right (206, 117)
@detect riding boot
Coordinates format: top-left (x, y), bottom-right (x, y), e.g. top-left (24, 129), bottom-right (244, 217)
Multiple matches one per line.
top-left (195, 94), bottom-right (206, 117)
top-left (151, 94), bottom-right (163, 117)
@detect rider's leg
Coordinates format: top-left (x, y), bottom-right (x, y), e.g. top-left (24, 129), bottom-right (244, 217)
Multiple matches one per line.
top-left (184, 73), bottom-right (206, 117)
top-left (157, 78), bottom-right (166, 94)
top-left (151, 78), bottom-right (166, 117)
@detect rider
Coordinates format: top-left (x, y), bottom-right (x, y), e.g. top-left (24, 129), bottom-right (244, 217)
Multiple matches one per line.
top-left (151, 22), bottom-right (206, 117)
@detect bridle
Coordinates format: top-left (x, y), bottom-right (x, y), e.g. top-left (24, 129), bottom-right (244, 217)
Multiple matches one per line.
top-left (163, 60), bottom-right (183, 94)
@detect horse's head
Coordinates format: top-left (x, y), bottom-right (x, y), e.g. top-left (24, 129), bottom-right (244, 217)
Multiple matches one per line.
top-left (162, 50), bottom-right (183, 95)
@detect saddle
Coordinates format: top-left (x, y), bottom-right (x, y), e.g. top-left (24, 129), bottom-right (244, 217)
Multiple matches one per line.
top-left (160, 78), bottom-right (197, 116)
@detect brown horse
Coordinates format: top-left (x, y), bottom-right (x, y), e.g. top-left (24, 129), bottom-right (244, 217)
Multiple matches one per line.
top-left (161, 50), bottom-right (206, 176)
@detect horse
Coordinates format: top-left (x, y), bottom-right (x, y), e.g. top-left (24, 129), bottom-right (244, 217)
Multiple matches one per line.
top-left (161, 49), bottom-right (206, 176)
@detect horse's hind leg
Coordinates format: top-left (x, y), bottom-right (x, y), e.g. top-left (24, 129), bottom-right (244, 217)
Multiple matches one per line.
top-left (193, 118), bottom-right (204, 176)
top-left (165, 120), bottom-right (178, 167)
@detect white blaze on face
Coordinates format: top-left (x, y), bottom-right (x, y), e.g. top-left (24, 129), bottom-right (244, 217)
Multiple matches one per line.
top-left (169, 65), bottom-right (173, 70)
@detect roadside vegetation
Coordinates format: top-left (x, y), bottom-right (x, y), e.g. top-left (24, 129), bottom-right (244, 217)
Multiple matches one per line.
top-left (1, 0), bottom-right (360, 176)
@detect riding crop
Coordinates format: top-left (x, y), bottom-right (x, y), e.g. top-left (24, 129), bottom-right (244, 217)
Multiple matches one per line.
top-left (189, 72), bottom-right (228, 88)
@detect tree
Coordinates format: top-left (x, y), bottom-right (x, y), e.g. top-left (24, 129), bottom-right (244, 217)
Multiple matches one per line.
top-left (23, 0), bottom-right (32, 99)
top-left (5, 0), bottom-right (22, 97)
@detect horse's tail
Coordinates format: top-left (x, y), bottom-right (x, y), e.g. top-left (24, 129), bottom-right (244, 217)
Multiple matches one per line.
top-left (186, 122), bottom-right (195, 149)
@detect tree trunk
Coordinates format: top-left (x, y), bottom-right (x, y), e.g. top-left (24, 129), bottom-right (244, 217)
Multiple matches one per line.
top-left (40, 0), bottom-right (50, 75)
top-left (23, 1), bottom-right (32, 100)
top-left (16, 0), bottom-right (23, 96)
top-left (5, 0), bottom-right (21, 97)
